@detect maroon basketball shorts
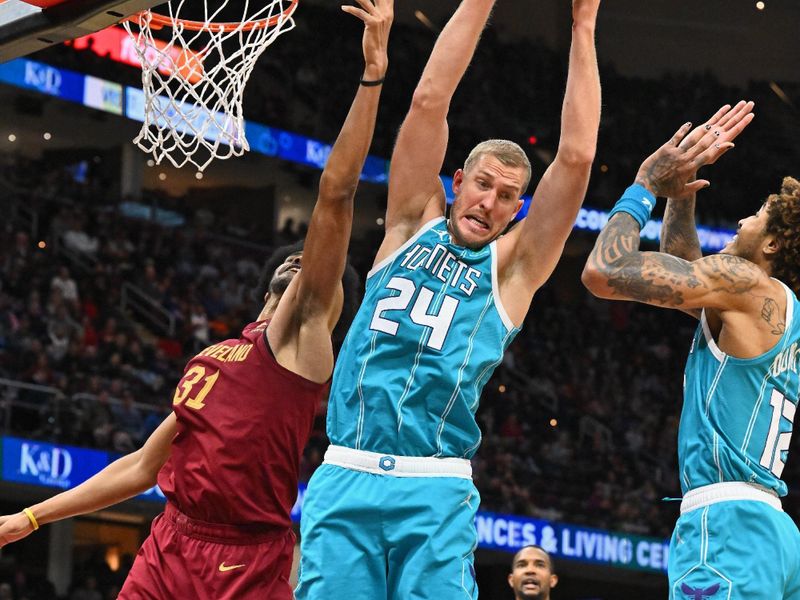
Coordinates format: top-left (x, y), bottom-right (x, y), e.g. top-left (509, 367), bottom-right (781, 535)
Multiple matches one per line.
top-left (119, 503), bottom-right (295, 600)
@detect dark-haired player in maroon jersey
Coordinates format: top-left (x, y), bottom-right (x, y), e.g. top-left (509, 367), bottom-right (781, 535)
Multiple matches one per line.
top-left (0, 2), bottom-right (394, 598)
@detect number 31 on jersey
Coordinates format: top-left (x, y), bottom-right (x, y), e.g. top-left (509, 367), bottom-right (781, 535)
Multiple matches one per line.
top-left (173, 365), bottom-right (220, 410)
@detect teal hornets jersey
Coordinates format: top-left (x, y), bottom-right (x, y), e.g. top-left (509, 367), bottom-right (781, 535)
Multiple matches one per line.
top-left (328, 217), bottom-right (520, 458)
top-left (679, 280), bottom-right (800, 496)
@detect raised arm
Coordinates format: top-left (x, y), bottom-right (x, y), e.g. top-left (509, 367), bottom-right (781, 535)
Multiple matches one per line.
top-left (379, 0), bottom-right (496, 255)
top-left (582, 115), bottom-right (763, 317)
top-left (659, 186), bottom-right (704, 319)
top-left (268, 0), bottom-right (392, 378)
top-left (503, 0), bottom-right (601, 297)
top-left (0, 413), bottom-right (175, 547)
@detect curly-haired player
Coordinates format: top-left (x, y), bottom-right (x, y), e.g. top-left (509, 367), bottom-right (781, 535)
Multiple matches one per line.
top-left (0, 2), bottom-right (393, 598)
top-left (583, 103), bottom-right (800, 599)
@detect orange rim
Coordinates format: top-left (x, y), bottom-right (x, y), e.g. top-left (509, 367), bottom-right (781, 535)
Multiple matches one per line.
top-left (129, 0), bottom-right (298, 32)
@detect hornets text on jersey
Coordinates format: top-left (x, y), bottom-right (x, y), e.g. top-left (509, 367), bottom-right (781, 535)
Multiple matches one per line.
top-left (327, 217), bottom-right (520, 458)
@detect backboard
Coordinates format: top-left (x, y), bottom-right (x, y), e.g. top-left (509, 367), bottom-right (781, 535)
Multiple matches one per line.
top-left (0, 0), bottom-right (164, 63)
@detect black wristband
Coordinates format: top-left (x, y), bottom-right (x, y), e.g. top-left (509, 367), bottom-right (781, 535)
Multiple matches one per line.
top-left (360, 76), bottom-right (385, 87)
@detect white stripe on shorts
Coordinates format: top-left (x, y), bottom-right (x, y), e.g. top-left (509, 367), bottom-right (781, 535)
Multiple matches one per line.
top-left (680, 482), bottom-right (782, 515)
top-left (323, 445), bottom-right (472, 479)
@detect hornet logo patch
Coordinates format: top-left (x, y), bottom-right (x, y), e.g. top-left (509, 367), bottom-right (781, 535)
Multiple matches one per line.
top-left (681, 583), bottom-right (721, 600)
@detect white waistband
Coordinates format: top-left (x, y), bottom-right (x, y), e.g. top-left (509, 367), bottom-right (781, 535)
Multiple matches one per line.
top-left (680, 482), bottom-right (782, 515)
top-left (323, 445), bottom-right (472, 479)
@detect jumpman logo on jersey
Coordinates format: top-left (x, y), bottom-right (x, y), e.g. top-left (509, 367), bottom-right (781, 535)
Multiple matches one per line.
top-left (433, 228), bottom-right (451, 243)
top-left (681, 582), bottom-right (720, 600)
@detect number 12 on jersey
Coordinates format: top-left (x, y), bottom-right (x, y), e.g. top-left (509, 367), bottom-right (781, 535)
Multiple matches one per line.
top-left (370, 276), bottom-right (459, 351)
top-left (760, 389), bottom-right (797, 478)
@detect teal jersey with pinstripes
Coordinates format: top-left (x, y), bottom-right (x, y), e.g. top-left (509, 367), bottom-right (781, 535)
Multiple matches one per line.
top-left (679, 280), bottom-right (800, 496)
top-left (328, 217), bottom-right (520, 458)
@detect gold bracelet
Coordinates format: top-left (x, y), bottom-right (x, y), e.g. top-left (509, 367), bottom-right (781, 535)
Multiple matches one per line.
top-left (22, 508), bottom-right (39, 531)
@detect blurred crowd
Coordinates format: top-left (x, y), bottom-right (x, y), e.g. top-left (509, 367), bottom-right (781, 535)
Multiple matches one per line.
top-left (0, 8), bottom-right (796, 596)
top-left (0, 553), bottom-right (132, 600)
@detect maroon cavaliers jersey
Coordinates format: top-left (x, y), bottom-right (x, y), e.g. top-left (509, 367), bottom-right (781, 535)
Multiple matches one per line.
top-left (157, 321), bottom-right (328, 529)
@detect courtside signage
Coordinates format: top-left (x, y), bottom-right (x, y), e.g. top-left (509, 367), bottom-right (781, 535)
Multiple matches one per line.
top-left (1, 436), bottom-right (164, 502)
top-left (83, 75), bottom-right (123, 115)
top-left (2, 436), bottom-right (107, 490)
top-left (246, 121), bottom-right (389, 184)
top-left (0, 58), bottom-right (83, 103)
top-left (475, 511), bottom-right (669, 574)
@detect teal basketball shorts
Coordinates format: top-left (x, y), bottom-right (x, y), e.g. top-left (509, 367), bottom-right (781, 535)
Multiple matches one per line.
top-left (295, 445), bottom-right (480, 600)
top-left (668, 482), bottom-right (800, 600)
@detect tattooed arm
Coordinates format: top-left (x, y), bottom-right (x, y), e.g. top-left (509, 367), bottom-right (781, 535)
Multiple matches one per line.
top-left (660, 188), bottom-right (703, 319)
top-left (661, 188), bottom-right (702, 261)
top-left (583, 211), bottom-right (770, 312)
top-left (581, 210), bottom-right (786, 346)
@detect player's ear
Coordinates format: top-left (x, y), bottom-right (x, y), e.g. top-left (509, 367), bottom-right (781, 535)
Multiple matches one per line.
top-left (550, 573), bottom-right (559, 589)
top-left (507, 573), bottom-right (514, 589)
top-left (453, 169), bottom-right (465, 195)
top-left (512, 197), bottom-right (524, 218)
top-left (763, 234), bottom-right (779, 257)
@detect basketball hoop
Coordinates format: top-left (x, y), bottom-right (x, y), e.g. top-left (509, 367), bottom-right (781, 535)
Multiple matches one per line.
top-left (123, 0), bottom-right (298, 171)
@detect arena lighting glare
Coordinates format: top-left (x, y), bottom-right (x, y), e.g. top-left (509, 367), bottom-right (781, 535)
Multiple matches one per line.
top-left (414, 10), bottom-right (437, 32)
top-left (7, 134), bottom-right (16, 142)
top-left (43, 132), bottom-right (51, 140)
top-left (195, 172), bottom-right (203, 180)
top-left (756, 1), bottom-right (765, 10)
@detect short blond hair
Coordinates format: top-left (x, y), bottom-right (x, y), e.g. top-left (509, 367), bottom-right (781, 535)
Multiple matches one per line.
top-left (463, 139), bottom-right (532, 194)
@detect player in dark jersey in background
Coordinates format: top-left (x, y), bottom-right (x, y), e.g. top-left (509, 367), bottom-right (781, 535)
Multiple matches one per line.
top-left (0, 2), bottom-right (394, 598)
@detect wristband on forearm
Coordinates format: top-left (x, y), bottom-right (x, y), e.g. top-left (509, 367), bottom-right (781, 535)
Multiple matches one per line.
top-left (360, 76), bottom-right (385, 87)
top-left (23, 507), bottom-right (39, 531)
top-left (607, 183), bottom-right (656, 230)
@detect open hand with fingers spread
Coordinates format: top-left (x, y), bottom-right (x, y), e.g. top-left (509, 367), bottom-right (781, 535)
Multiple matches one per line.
top-left (634, 101), bottom-right (755, 198)
top-left (342, 0), bottom-right (393, 78)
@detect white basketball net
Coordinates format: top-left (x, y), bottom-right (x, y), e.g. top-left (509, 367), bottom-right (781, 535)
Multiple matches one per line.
top-left (123, 0), bottom-right (297, 171)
